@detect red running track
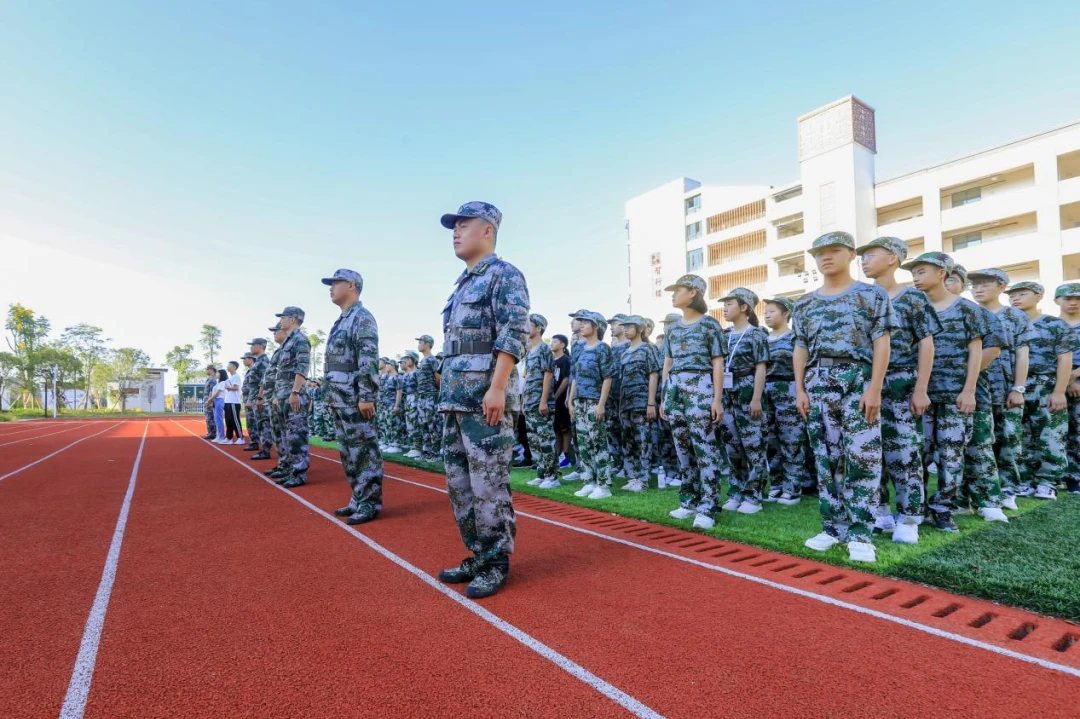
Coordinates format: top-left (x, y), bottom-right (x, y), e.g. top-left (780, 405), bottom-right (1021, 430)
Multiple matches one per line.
top-left (3, 417), bottom-right (1079, 718)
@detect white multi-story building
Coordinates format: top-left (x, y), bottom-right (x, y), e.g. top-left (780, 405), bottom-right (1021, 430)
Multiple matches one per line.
top-left (626, 95), bottom-right (1080, 322)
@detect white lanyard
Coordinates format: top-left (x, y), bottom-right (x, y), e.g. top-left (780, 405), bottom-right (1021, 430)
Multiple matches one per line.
top-left (725, 329), bottom-right (748, 372)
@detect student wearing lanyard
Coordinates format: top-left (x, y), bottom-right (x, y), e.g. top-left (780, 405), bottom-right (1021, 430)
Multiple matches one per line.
top-left (762, 296), bottom-right (810, 506)
top-left (567, 311), bottom-right (616, 500)
top-left (617, 315), bottom-right (660, 493)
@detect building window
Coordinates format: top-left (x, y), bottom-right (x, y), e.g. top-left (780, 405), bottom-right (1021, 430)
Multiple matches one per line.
top-left (951, 187), bottom-right (982, 208)
top-left (686, 248), bottom-right (703, 272)
top-left (819, 182), bottom-right (836, 231)
top-left (686, 221), bottom-right (703, 241)
top-left (685, 195), bottom-right (701, 215)
top-left (777, 254), bottom-right (805, 277)
top-left (952, 231), bottom-right (982, 251)
top-left (707, 199), bottom-right (765, 234)
top-left (707, 229), bottom-right (766, 266)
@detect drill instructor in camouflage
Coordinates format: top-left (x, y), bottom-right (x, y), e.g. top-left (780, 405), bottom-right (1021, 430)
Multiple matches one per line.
top-left (795, 232), bottom-right (892, 563)
top-left (321, 268), bottom-right (384, 525)
top-left (258, 326), bottom-right (286, 470)
top-left (618, 315), bottom-right (661, 491)
top-left (202, 366), bottom-right (218, 439)
top-left (271, 306), bottom-right (312, 489)
top-left (245, 338), bottom-right (273, 457)
top-left (415, 335), bottom-right (442, 461)
top-left (240, 353), bottom-right (260, 450)
top-left (522, 314), bottom-right (559, 485)
top-left (435, 202), bottom-right (529, 600)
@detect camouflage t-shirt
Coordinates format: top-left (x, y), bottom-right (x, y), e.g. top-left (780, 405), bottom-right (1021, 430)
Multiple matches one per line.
top-left (608, 342), bottom-right (629, 404)
top-left (273, 329), bottom-right (312, 402)
top-left (401, 370), bottom-right (417, 396)
top-left (767, 331), bottom-right (795, 380)
top-left (927, 297), bottom-right (994, 407)
top-left (647, 342), bottom-right (665, 402)
top-left (1027, 315), bottom-right (1080, 376)
top-left (204, 375), bottom-right (217, 403)
top-left (523, 341), bottom-right (555, 411)
top-left (888, 288), bottom-right (941, 371)
top-left (323, 301), bottom-right (379, 407)
top-left (245, 354), bottom-right (269, 401)
top-left (793, 282), bottom-right (894, 365)
top-left (573, 342), bottom-right (615, 401)
top-left (378, 373), bottom-right (398, 405)
top-left (975, 305), bottom-right (1005, 408)
top-left (1067, 320), bottom-right (1080, 368)
top-left (261, 349), bottom-right (280, 395)
top-left (664, 316), bottom-right (727, 373)
top-left (619, 342), bottom-right (661, 411)
top-left (415, 355), bottom-right (439, 397)
top-left (569, 339), bottom-right (588, 381)
top-left (724, 326), bottom-right (769, 376)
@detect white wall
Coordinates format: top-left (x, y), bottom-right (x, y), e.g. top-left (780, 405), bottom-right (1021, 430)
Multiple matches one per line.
top-left (626, 178), bottom-right (700, 322)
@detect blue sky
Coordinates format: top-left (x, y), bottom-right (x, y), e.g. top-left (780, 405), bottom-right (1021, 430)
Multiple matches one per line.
top-left (3, 1), bottom-right (1079, 380)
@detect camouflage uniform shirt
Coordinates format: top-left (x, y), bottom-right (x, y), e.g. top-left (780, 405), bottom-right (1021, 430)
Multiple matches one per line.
top-left (261, 348), bottom-right (280, 398)
top-left (273, 330), bottom-right (312, 401)
top-left (992, 307), bottom-right (1034, 393)
top-left (573, 342), bottom-right (615, 400)
top-left (766, 331), bottom-right (795, 380)
top-left (523, 342), bottom-right (555, 411)
top-left (401, 370), bottom-right (418, 397)
top-left (927, 297), bottom-right (995, 407)
top-left (888, 288), bottom-right (941, 370)
top-left (415, 355), bottom-right (440, 398)
top-left (619, 342), bottom-right (661, 411)
top-left (1027, 315), bottom-right (1080, 376)
top-left (792, 282), bottom-right (894, 365)
top-left (323, 301), bottom-right (379, 407)
top-left (664, 316), bottom-right (728, 371)
top-left (378, 373), bottom-right (399, 406)
top-left (724, 326), bottom-right (769, 376)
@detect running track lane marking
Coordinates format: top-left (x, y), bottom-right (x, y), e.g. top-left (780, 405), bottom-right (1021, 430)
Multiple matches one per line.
top-left (300, 448), bottom-right (1080, 682)
top-left (0, 424), bottom-right (89, 448)
top-left (58, 421), bottom-right (149, 719)
top-left (0, 423), bottom-right (123, 484)
top-left (169, 421), bottom-right (665, 719)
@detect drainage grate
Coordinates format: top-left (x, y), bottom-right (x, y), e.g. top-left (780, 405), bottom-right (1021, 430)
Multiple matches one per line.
top-left (793, 569), bottom-right (821, 579)
top-left (1052, 634), bottom-right (1077, 653)
top-left (730, 554), bottom-right (761, 564)
top-left (932, 603), bottom-right (962, 619)
top-left (772, 563), bottom-right (799, 573)
top-left (871, 588), bottom-right (899, 601)
top-left (842, 581), bottom-right (872, 594)
top-left (901, 595), bottom-right (929, 609)
top-left (1009, 623), bottom-right (1036, 641)
top-left (751, 558), bottom-right (778, 568)
top-left (695, 544), bottom-right (724, 553)
top-left (818, 575), bottom-right (845, 586)
top-left (711, 548), bottom-right (741, 558)
top-left (969, 613), bottom-right (996, 628)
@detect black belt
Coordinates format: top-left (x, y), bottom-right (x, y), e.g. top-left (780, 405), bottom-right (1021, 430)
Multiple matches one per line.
top-left (769, 375), bottom-right (795, 382)
top-left (325, 362), bottom-right (358, 372)
top-left (813, 356), bottom-right (864, 368)
top-left (730, 369), bottom-right (754, 379)
top-left (443, 340), bottom-right (494, 357)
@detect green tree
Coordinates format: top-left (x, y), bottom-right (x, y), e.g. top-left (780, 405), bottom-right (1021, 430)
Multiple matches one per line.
top-left (199, 324), bottom-right (222, 367)
top-left (107, 347), bottom-right (151, 412)
top-left (309, 329), bottom-right (327, 378)
top-left (59, 324), bottom-right (109, 408)
top-left (5, 303), bottom-right (51, 407)
top-left (165, 344), bottom-right (201, 390)
top-left (34, 346), bottom-right (82, 413)
top-left (0, 351), bottom-right (20, 410)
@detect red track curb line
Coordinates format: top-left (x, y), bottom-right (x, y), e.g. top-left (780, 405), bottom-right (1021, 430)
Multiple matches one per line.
top-left (320, 454), bottom-right (1080, 677)
top-left (0, 422), bottom-right (123, 484)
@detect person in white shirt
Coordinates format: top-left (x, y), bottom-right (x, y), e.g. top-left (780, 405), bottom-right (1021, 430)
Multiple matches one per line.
top-left (223, 361), bottom-right (245, 444)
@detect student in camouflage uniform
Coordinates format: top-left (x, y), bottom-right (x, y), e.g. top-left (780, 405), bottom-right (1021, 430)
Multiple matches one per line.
top-left (562, 312), bottom-right (592, 482)
top-left (377, 359), bottom-right (401, 452)
top-left (1007, 281), bottom-right (1079, 499)
top-left (270, 306), bottom-right (312, 489)
top-left (246, 338), bottom-right (273, 458)
top-left (947, 265), bottom-right (1008, 519)
top-left (415, 334), bottom-right (442, 461)
top-left (399, 352), bottom-right (421, 457)
top-left (434, 202), bottom-right (529, 599)
top-left (202, 366), bottom-right (218, 439)
top-left (307, 380), bottom-right (334, 440)
top-left (1056, 282), bottom-right (1080, 494)
top-left (969, 268), bottom-right (1033, 508)
top-left (661, 275), bottom-right (731, 529)
top-left (762, 297), bottom-right (810, 506)
top-left (240, 353), bottom-right (259, 450)
top-left (718, 288), bottom-right (771, 513)
top-left (258, 326), bottom-right (286, 470)
top-left (794, 232), bottom-right (892, 564)
top-left (654, 314), bottom-right (684, 489)
top-left (618, 315), bottom-right (660, 492)
top-left (568, 311), bottom-right (616, 499)
top-left (904, 253), bottom-right (1003, 532)
top-left (522, 314), bottom-right (559, 488)
top-left (606, 314), bottom-right (630, 476)
top-left (319, 268), bottom-right (384, 524)
top-left (858, 237), bottom-right (939, 543)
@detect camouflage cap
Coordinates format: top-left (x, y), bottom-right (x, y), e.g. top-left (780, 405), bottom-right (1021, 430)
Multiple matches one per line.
top-left (765, 297), bottom-right (795, 314)
top-left (1005, 281), bottom-right (1045, 295)
top-left (809, 231), bottom-right (856, 255)
top-left (1056, 282), bottom-right (1080, 299)
top-left (621, 314), bottom-right (647, 329)
top-left (247, 337), bottom-right (267, 346)
top-left (378, 357), bottom-right (391, 364)
top-left (900, 251), bottom-right (954, 273)
top-left (581, 311), bottom-right (607, 332)
top-left (275, 306), bottom-right (306, 324)
top-left (205, 364), bottom-right (216, 371)
top-left (663, 274), bottom-right (707, 295)
top-left (568, 308), bottom-right (590, 319)
top-left (268, 323), bottom-right (282, 332)
top-left (607, 313), bottom-right (630, 324)
top-left (968, 268), bottom-right (1009, 285)
top-left (663, 312), bottom-right (682, 325)
top-left (415, 334), bottom-right (435, 346)
top-left (440, 201), bottom-right (502, 232)
top-left (719, 287), bottom-right (760, 308)
top-left (950, 264), bottom-right (969, 285)
top-left (528, 313), bottom-right (548, 332)
top-left (856, 236), bottom-right (908, 262)
top-left (643, 317), bottom-right (655, 332)
top-left (242, 352), bottom-right (256, 361)
top-left (320, 268), bottom-right (364, 292)
top-left (402, 350), bottom-right (420, 362)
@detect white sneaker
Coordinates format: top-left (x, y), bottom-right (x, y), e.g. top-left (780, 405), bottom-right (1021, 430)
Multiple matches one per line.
top-left (539, 478), bottom-right (562, 490)
top-left (776, 493), bottom-right (801, 506)
top-left (721, 498), bottom-right (742, 512)
top-left (564, 471), bottom-right (584, 481)
top-left (1034, 484), bottom-right (1058, 500)
top-left (892, 522), bottom-right (919, 544)
top-left (693, 513), bottom-right (715, 530)
top-left (927, 462), bottom-right (938, 475)
top-left (669, 507), bottom-right (695, 520)
top-left (978, 507), bottom-right (1009, 523)
top-left (587, 486), bottom-right (612, 500)
top-left (234, 438), bottom-right (246, 445)
top-left (848, 541), bottom-right (877, 563)
top-left (405, 449), bottom-right (422, 458)
top-left (527, 477), bottom-right (545, 486)
top-left (1016, 486), bottom-right (1036, 497)
top-left (764, 489), bottom-right (782, 503)
top-left (574, 483), bottom-right (598, 497)
top-left (873, 514), bottom-right (896, 533)
top-left (804, 532), bottom-right (840, 551)
top-left (386, 445), bottom-right (401, 454)
top-left (737, 501), bottom-right (762, 515)
top-left (666, 478), bottom-right (682, 488)
top-left (1002, 495), bottom-right (1019, 511)
top-left (212, 438), bottom-right (227, 444)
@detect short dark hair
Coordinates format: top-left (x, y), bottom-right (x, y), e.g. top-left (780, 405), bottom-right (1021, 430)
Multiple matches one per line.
top-left (228, 361), bottom-right (239, 370)
top-left (217, 369), bottom-right (228, 382)
top-left (552, 334), bottom-right (568, 346)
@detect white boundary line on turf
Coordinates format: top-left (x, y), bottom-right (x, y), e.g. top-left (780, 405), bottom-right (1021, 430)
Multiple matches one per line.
top-left (59, 421), bottom-right (149, 719)
top-left (0, 423), bottom-right (123, 484)
top-left (299, 448), bottom-right (1080, 682)
top-left (0, 423), bottom-right (89, 447)
top-left (169, 420), bottom-right (665, 719)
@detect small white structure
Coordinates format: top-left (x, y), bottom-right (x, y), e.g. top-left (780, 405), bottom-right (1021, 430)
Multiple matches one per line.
top-left (107, 368), bottom-right (167, 412)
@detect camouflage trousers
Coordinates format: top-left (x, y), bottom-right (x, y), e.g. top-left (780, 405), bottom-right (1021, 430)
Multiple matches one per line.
top-left (204, 402), bottom-right (216, 436)
top-left (993, 404), bottom-right (1025, 493)
top-left (721, 373), bottom-right (771, 505)
top-left (328, 403), bottom-right (384, 510)
top-left (310, 397), bottom-right (334, 440)
top-left (269, 399), bottom-right (285, 458)
top-left (1022, 375), bottom-right (1068, 489)
top-left (664, 371), bottom-right (729, 517)
top-left (962, 410), bottom-right (1002, 509)
top-left (806, 363), bottom-right (881, 542)
top-left (923, 402), bottom-right (972, 513)
top-left (275, 396), bottom-right (310, 477)
top-left (243, 401), bottom-right (257, 443)
top-left (417, 394), bottom-right (441, 457)
top-left (404, 395), bottom-right (421, 452)
top-left (765, 379), bottom-right (810, 497)
top-left (1067, 393), bottom-right (1080, 487)
top-left (524, 406), bottom-right (558, 480)
top-left (256, 400), bottom-right (274, 450)
top-left (442, 410), bottom-right (516, 566)
top-left (652, 416), bottom-right (681, 478)
top-left (605, 397), bottom-right (624, 476)
top-left (878, 369), bottom-right (926, 521)
top-left (620, 409), bottom-right (652, 483)
top-left (573, 398), bottom-right (613, 487)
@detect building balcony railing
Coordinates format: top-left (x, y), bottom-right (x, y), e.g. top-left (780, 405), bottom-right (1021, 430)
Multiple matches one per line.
top-left (1061, 226), bottom-right (1080, 256)
top-left (940, 187), bottom-right (1038, 233)
top-left (1060, 176), bottom-right (1080, 207)
top-left (948, 230), bottom-right (1041, 270)
top-left (875, 215), bottom-right (925, 242)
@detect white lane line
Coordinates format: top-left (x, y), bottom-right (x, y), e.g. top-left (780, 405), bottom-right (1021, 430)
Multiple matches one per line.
top-left (58, 421), bottom-right (150, 719)
top-left (302, 449), bottom-right (1080, 682)
top-left (0, 424), bottom-right (90, 447)
top-left (0, 424), bottom-right (123, 484)
top-left (171, 421), bottom-right (665, 719)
